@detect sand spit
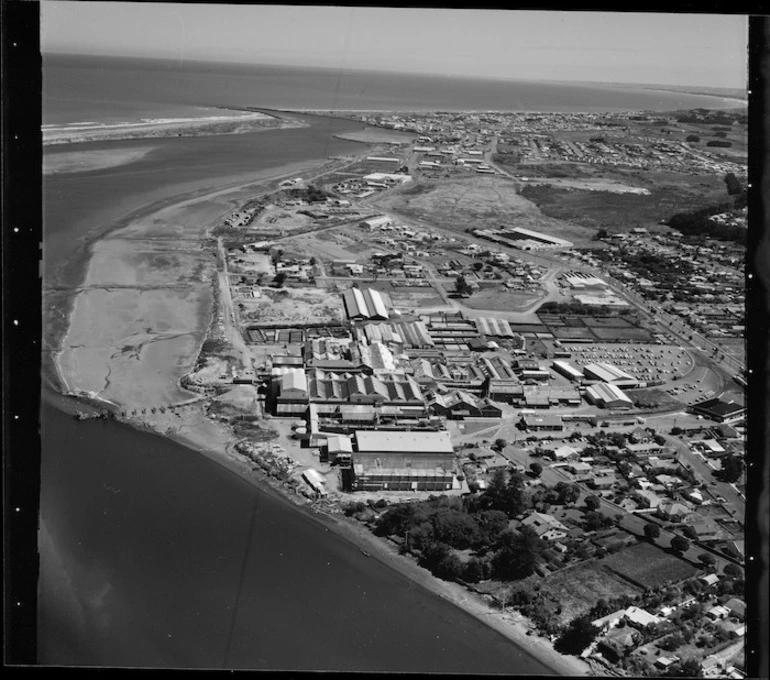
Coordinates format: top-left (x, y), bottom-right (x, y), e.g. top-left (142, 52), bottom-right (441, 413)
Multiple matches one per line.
top-left (43, 147), bottom-right (158, 175)
top-left (43, 112), bottom-right (305, 146)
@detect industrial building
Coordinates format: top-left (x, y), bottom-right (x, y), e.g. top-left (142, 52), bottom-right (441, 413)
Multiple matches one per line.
top-left (521, 413), bottom-right (564, 431)
top-left (564, 273), bottom-right (610, 289)
top-left (350, 430), bottom-right (456, 492)
top-left (585, 382), bottom-right (634, 409)
top-left (360, 215), bottom-right (393, 229)
top-left (342, 287), bottom-right (391, 320)
top-left (582, 362), bottom-right (639, 388)
top-left (552, 359), bottom-right (584, 382)
top-left (477, 227), bottom-right (573, 251)
top-left (474, 317), bottom-right (517, 337)
top-left (688, 398), bottom-right (746, 424)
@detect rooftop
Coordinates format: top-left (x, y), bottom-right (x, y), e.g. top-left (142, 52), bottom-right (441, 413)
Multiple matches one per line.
top-left (355, 429), bottom-right (454, 454)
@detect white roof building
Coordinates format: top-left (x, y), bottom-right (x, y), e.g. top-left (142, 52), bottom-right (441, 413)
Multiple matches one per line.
top-left (586, 382), bottom-right (634, 409)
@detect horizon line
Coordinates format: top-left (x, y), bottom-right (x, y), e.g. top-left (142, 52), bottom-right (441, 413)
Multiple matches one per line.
top-left (43, 50), bottom-right (748, 95)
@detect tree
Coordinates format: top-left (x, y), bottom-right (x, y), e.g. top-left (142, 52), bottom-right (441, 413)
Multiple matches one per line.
top-left (273, 272), bottom-right (288, 288)
top-left (454, 274), bottom-right (473, 297)
top-left (463, 558), bottom-right (487, 584)
top-left (717, 455), bottom-right (743, 483)
top-left (723, 563), bottom-right (743, 579)
top-left (493, 526), bottom-right (545, 580)
top-left (472, 261), bottom-right (485, 271)
top-left (529, 462), bottom-right (544, 478)
top-left (594, 228), bottom-right (609, 240)
top-left (434, 553), bottom-right (464, 581)
top-left (686, 134), bottom-right (700, 143)
top-left (474, 509), bottom-right (509, 544)
top-left (671, 426), bottom-right (683, 435)
top-left (431, 509), bottom-right (481, 549)
top-left (554, 616), bottom-right (600, 655)
top-left (671, 536), bottom-right (690, 554)
top-left (584, 495), bottom-right (601, 512)
top-left (644, 523), bottom-right (661, 541)
top-left (494, 438), bottom-right (508, 451)
top-left (666, 657), bottom-right (703, 677)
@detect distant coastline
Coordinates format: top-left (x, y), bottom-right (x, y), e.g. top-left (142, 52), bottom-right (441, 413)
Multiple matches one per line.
top-left (42, 109), bottom-right (304, 146)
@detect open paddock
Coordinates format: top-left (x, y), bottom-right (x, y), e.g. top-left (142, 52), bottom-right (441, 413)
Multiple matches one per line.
top-left (591, 326), bottom-right (655, 342)
top-left (625, 388), bottom-right (683, 409)
top-left (537, 562), bottom-right (643, 626)
top-left (461, 289), bottom-right (544, 313)
top-left (601, 541), bottom-right (697, 589)
top-left (552, 326), bottom-right (595, 340)
top-left (583, 316), bottom-right (635, 329)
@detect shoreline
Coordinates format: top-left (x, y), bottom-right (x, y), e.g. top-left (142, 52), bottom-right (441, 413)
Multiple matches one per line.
top-left (47, 146), bottom-right (591, 675)
top-left (43, 110), bottom-right (306, 146)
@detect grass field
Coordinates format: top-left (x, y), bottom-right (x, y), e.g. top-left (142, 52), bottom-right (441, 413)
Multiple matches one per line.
top-left (592, 327), bottom-right (654, 341)
top-left (552, 327), bottom-right (595, 340)
top-left (602, 542), bottom-right (697, 589)
top-left (584, 317), bottom-right (634, 328)
top-left (519, 171), bottom-right (732, 232)
top-left (538, 563), bottom-right (643, 626)
top-left (625, 388), bottom-right (683, 409)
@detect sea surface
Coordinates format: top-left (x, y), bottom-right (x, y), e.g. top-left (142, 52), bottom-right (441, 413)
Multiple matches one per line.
top-left (44, 53), bottom-right (742, 126)
top-left (39, 399), bottom-right (551, 672)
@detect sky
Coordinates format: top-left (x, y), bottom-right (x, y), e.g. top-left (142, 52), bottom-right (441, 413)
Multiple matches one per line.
top-left (40, 3), bottom-right (748, 88)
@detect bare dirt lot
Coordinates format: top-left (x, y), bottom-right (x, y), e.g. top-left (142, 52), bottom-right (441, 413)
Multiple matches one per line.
top-left (371, 175), bottom-right (596, 247)
top-left (238, 286), bottom-right (344, 325)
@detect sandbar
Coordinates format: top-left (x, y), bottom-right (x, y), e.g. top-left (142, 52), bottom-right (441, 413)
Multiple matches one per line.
top-left (43, 111), bottom-right (304, 146)
top-left (43, 146), bottom-right (158, 175)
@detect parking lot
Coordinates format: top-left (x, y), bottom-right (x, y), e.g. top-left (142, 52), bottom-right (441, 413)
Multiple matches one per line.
top-left (562, 343), bottom-right (694, 384)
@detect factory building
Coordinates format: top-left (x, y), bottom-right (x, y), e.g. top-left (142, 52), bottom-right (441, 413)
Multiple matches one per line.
top-left (342, 287), bottom-right (391, 320)
top-left (582, 362), bottom-right (639, 388)
top-left (585, 382), bottom-right (634, 409)
top-left (552, 359), bottom-right (584, 382)
top-left (474, 317), bottom-right (516, 337)
top-left (360, 215), bottom-right (393, 229)
top-left (350, 430), bottom-right (456, 492)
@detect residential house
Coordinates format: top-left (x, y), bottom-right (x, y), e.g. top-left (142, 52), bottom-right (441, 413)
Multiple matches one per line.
top-left (634, 489), bottom-right (663, 509)
top-left (656, 500), bottom-right (692, 522)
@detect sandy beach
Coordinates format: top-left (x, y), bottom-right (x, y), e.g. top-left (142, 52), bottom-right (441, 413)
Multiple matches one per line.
top-left (52, 154), bottom-right (591, 676)
top-left (43, 111), bottom-right (304, 146)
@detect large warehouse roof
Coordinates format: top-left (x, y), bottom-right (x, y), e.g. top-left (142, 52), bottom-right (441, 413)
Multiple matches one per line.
top-left (475, 317), bottom-right (514, 337)
top-left (583, 362), bottom-right (636, 384)
top-left (343, 287), bottom-right (390, 320)
top-left (586, 382), bottom-right (633, 406)
top-left (355, 430), bottom-right (453, 454)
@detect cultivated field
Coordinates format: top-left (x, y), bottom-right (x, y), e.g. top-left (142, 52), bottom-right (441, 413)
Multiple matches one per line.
top-left (602, 542), bottom-right (697, 589)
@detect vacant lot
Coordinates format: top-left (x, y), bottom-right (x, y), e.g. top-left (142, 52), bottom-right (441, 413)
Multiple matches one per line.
top-left (602, 542), bottom-right (697, 588)
top-left (539, 562), bottom-right (642, 626)
top-left (462, 288), bottom-right (544, 313)
top-left (371, 176), bottom-right (596, 246)
top-left (625, 388), bottom-right (683, 409)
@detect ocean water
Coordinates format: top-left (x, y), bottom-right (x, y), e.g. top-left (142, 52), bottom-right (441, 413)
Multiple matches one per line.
top-left (43, 53), bottom-right (741, 126)
top-left (39, 400), bottom-right (552, 672)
